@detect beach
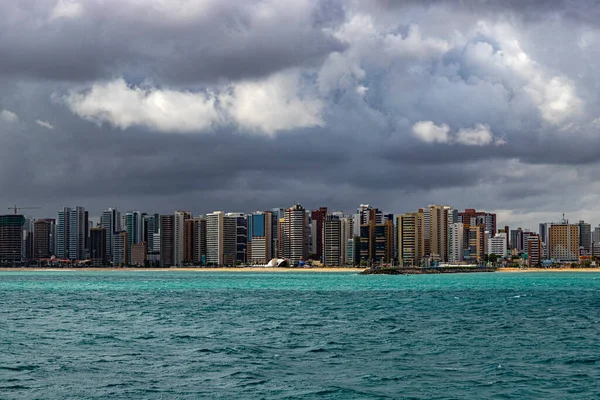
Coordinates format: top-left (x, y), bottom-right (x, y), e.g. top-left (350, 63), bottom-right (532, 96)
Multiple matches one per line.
top-left (0, 267), bottom-right (365, 273)
top-left (3, 266), bottom-right (600, 273)
top-left (497, 267), bottom-right (600, 273)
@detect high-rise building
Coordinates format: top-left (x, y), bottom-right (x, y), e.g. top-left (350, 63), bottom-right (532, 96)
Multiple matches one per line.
top-left (323, 215), bottom-right (341, 266)
top-left (429, 205), bottom-right (450, 262)
top-left (173, 211), bottom-right (191, 266)
top-left (339, 215), bottom-right (353, 266)
top-left (398, 212), bottom-right (425, 266)
top-left (360, 207), bottom-right (394, 266)
top-left (578, 220), bottom-right (592, 254)
top-left (282, 204), bottom-right (308, 266)
top-left (125, 211), bottom-right (143, 261)
top-left (593, 225), bottom-right (600, 245)
top-left (184, 218), bottom-right (206, 264)
top-left (68, 206), bottom-right (86, 260)
top-left (112, 231), bottom-right (128, 266)
top-left (310, 207), bottom-right (328, 260)
top-left (160, 215), bottom-right (175, 267)
top-left (467, 224), bottom-right (486, 262)
top-left (56, 206), bottom-right (86, 260)
top-left (510, 228), bottom-right (524, 251)
top-left (206, 211), bottom-right (237, 266)
top-left (100, 208), bottom-right (121, 262)
top-left (131, 242), bottom-right (148, 266)
top-left (89, 228), bottom-right (107, 266)
top-left (22, 217), bottom-right (34, 260)
top-left (527, 234), bottom-right (543, 267)
top-left (143, 214), bottom-right (159, 252)
top-left (247, 211), bottom-right (273, 265)
top-left (56, 207), bottom-right (70, 259)
top-left (421, 208), bottom-right (431, 256)
top-left (487, 232), bottom-right (507, 257)
top-left (458, 209), bottom-right (497, 236)
top-left (449, 222), bottom-right (464, 263)
top-left (0, 215), bottom-right (25, 263)
top-left (226, 213), bottom-right (247, 263)
top-left (271, 208), bottom-right (285, 259)
top-left (34, 219), bottom-right (54, 259)
top-left (548, 223), bottom-right (579, 262)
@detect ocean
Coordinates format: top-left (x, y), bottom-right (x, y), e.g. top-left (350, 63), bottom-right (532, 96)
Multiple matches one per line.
top-left (1, 271), bottom-right (600, 399)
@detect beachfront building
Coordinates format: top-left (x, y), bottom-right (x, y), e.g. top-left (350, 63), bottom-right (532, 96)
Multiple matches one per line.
top-left (131, 242), bottom-right (147, 266)
top-left (360, 207), bottom-right (394, 266)
top-left (206, 211), bottom-right (237, 266)
top-left (548, 223), bottom-right (579, 262)
top-left (89, 228), bottom-right (107, 266)
top-left (282, 204), bottom-right (308, 266)
top-left (448, 222), bottom-right (464, 263)
top-left (323, 215), bottom-right (341, 266)
top-left (34, 218), bottom-right (54, 259)
top-left (429, 205), bottom-right (450, 262)
top-left (487, 232), bottom-right (508, 257)
top-left (247, 211), bottom-right (273, 265)
top-left (398, 212), bottom-right (424, 266)
top-left (0, 214), bottom-right (25, 263)
top-left (527, 234), bottom-right (543, 267)
top-left (160, 214), bottom-right (174, 267)
top-left (112, 231), bottom-right (128, 266)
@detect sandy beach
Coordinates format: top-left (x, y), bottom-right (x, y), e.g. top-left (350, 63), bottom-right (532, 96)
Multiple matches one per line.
top-left (3, 267), bottom-right (600, 273)
top-left (498, 267), bottom-right (600, 273)
top-left (0, 267), bottom-right (366, 273)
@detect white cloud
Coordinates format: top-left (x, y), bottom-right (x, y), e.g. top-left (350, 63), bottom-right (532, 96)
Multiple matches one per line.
top-left (413, 121), bottom-right (504, 146)
top-left (50, 0), bottom-right (83, 19)
top-left (64, 79), bottom-right (220, 132)
top-left (64, 72), bottom-right (323, 135)
top-left (36, 120), bottom-right (55, 130)
top-left (469, 22), bottom-right (582, 125)
top-left (221, 71), bottom-right (324, 134)
top-left (0, 109), bottom-right (18, 122)
top-left (412, 121), bottom-right (450, 143)
top-left (455, 124), bottom-right (494, 146)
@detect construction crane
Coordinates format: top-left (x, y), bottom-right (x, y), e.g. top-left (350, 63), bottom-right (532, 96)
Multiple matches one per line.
top-left (8, 205), bottom-right (41, 215)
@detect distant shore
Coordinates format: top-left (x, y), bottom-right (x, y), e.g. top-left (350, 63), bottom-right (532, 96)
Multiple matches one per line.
top-left (497, 267), bottom-right (600, 273)
top-left (0, 267), bottom-right (365, 273)
top-left (2, 266), bottom-right (600, 273)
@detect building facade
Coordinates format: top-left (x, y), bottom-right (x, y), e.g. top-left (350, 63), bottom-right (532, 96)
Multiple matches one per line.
top-left (322, 216), bottom-right (341, 266)
top-left (282, 204), bottom-right (308, 266)
top-left (0, 215), bottom-right (25, 263)
top-left (34, 218), bottom-right (54, 259)
top-left (548, 223), bottom-right (579, 262)
top-left (160, 214), bottom-right (174, 267)
top-left (90, 228), bottom-right (107, 266)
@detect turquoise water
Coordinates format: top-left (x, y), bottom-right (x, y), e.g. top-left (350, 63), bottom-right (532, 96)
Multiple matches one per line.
top-left (1, 271), bottom-right (600, 399)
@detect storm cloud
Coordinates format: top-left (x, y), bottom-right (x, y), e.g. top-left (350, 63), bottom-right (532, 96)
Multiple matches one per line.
top-left (1, 0), bottom-right (600, 229)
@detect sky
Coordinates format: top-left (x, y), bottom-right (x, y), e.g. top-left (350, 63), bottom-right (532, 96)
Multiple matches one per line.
top-left (1, 0), bottom-right (599, 230)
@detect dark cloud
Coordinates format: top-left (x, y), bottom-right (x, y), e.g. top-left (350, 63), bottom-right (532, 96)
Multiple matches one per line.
top-left (0, 0), bottom-right (346, 84)
top-left (1, 0), bottom-right (600, 229)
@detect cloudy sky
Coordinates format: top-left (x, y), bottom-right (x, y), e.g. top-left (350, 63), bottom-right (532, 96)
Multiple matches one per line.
top-left (1, 0), bottom-right (599, 229)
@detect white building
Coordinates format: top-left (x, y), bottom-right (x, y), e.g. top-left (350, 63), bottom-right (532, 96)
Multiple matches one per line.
top-left (487, 232), bottom-right (507, 257)
top-left (449, 222), bottom-right (464, 263)
top-left (206, 211), bottom-right (236, 266)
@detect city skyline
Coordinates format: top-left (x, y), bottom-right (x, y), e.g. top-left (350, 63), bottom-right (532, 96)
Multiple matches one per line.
top-left (3, 202), bottom-right (593, 235)
top-left (1, 201), bottom-right (597, 268)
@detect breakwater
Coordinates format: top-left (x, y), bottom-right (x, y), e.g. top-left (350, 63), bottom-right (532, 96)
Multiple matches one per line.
top-left (360, 267), bottom-right (497, 275)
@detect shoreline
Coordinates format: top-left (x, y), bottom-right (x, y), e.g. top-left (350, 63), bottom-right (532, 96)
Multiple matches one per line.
top-left (0, 267), bottom-right (365, 273)
top-left (2, 267), bottom-right (600, 273)
top-left (497, 267), bottom-right (600, 273)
